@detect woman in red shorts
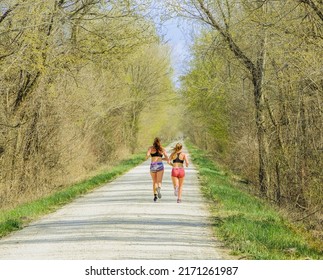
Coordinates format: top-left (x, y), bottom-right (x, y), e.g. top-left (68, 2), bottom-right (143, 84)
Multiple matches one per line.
top-left (169, 143), bottom-right (189, 203)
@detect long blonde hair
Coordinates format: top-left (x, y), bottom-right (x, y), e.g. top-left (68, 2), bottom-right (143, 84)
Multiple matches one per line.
top-left (171, 143), bottom-right (182, 159)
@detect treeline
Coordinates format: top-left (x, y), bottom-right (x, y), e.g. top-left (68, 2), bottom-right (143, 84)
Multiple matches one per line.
top-left (171, 1), bottom-right (322, 218)
top-left (0, 0), bottom-right (177, 209)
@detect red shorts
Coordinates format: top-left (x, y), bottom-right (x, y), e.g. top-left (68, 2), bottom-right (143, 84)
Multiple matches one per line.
top-left (171, 168), bottom-right (185, 178)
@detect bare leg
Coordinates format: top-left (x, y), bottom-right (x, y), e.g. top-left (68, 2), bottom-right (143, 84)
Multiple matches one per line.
top-left (172, 176), bottom-right (179, 188)
top-left (156, 170), bottom-right (164, 198)
top-left (156, 170), bottom-right (164, 188)
top-left (172, 176), bottom-right (179, 196)
top-left (178, 177), bottom-right (185, 201)
top-left (150, 172), bottom-right (158, 195)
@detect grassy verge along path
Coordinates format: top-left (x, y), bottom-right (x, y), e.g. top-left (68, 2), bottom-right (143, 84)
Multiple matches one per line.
top-left (0, 152), bottom-right (146, 239)
top-left (187, 143), bottom-right (322, 260)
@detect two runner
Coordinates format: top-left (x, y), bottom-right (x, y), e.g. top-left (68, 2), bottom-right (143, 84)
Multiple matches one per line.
top-left (146, 138), bottom-right (189, 203)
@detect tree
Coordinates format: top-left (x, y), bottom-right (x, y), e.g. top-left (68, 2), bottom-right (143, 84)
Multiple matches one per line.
top-left (165, 0), bottom-right (271, 195)
top-left (174, 0), bottom-right (322, 214)
top-left (0, 0), bottom-right (177, 208)
top-left (297, 0), bottom-right (323, 21)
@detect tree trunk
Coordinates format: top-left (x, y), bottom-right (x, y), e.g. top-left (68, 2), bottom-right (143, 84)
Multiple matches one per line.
top-left (275, 161), bottom-right (281, 205)
top-left (129, 103), bottom-right (140, 154)
top-left (196, 0), bottom-right (270, 196)
top-left (252, 33), bottom-right (269, 197)
top-left (253, 73), bottom-right (268, 196)
top-left (297, 92), bottom-right (308, 208)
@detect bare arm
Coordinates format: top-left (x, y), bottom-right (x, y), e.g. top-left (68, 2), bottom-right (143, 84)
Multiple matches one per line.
top-left (168, 152), bottom-right (174, 166)
top-left (162, 149), bottom-right (170, 164)
top-left (184, 154), bottom-right (189, 168)
top-left (145, 147), bottom-right (151, 160)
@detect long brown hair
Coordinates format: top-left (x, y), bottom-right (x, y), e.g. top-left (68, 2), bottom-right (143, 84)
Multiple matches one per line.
top-left (153, 137), bottom-right (162, 152)
top-left (171, 143), bottom-right (182, 158)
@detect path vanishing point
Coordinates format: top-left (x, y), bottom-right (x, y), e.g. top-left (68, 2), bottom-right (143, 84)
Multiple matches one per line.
top-left (0, 146), bottom-right (227, 259)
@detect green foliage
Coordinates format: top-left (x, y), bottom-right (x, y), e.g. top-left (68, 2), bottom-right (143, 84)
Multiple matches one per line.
top-left (176, 0), bottom-right (322, 224)
top-left (0, 1), bottom-right (178, 208)
top-left (181, 31), bottom-right (230, 153)
top-left (0, 151), bottom-right (146, 238)
top-left (0, 219), bottom-right (23, 237)
top-left (187, 142), bottom-right (323, 260)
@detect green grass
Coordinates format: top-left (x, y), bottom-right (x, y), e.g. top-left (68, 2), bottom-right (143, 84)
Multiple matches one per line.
top-left (0, 152), bottom-right (146, 238)
top-left (186, 142), bottom-right (323, 260)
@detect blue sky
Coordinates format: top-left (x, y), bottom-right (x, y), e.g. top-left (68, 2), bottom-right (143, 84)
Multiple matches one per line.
top-left (154, 15), bottom-right (196, 87)
top-left (147, 1), bottom-right (198, 87)
top-left (161, 19), bottom-right (191, 86)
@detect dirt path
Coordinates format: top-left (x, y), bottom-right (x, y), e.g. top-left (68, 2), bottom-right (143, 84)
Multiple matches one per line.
top-left (0, 147), bottom-right (227, 259)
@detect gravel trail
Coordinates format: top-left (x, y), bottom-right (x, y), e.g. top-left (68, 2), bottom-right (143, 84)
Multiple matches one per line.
top-left (0, 147), bottom-right (226, 260)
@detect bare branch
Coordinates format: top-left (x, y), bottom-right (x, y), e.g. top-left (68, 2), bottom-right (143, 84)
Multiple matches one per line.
top-left (299, 0), bottom-right (323, 21)
top-left (197, 0), bottom-right (256, 74)
top-left (0, 3), bottom-right (19, 24)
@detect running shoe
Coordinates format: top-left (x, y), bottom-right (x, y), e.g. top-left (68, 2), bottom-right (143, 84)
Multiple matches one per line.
top-left (174, 186), bottom-right (179, 196)
top-left (157, 187), bottom-right (162, 198)
top-left (154, 195), bottom-right (158, 202)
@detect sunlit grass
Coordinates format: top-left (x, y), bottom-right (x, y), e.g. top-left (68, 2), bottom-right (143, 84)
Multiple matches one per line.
top-left (187, 142), bottom-right (322, 260)
top-left (0, 152), bottom-right (146, 238)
